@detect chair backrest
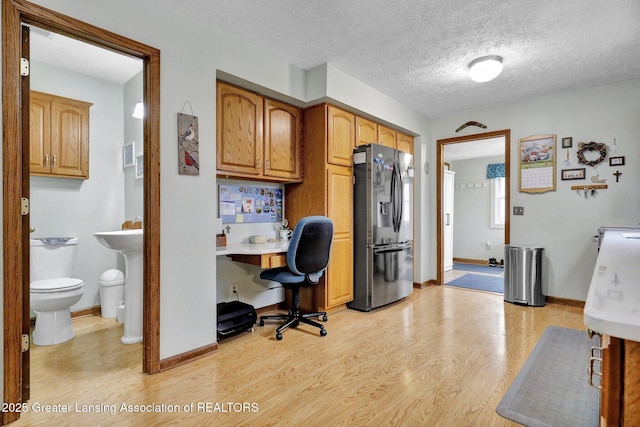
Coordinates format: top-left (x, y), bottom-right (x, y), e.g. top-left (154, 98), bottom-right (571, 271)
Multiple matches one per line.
top-left (287, 216), bottom-right (333, 283)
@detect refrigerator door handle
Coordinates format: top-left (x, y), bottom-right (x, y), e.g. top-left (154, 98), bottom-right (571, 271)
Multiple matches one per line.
top-left (374, 247), bottom-right (404, 255)
top-left (372, 243), bottom-right (412, 254)
top-left (391, 159), bottom-right (403, 233)
top-left (397, 162), bottom-right (403, 229)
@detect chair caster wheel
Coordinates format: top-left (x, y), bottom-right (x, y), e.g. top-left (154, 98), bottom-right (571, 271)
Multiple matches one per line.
top-left (322, 315), bottom-right (328, 322)
top-left (259, 319), bottom-right (264, 327)
top-left (276, 332), bottom-right (283, 340)
top-left (320, 329), bottom-right (327, 337)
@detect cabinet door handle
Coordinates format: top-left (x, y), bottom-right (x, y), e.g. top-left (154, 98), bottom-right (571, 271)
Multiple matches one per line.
top-left (53, 155), bottom-right (57, 168)
top-left (255, 158), bottom-right (261, 169)
top-left (588, 346), bottom-right (602, 389)
top-left (45, 154), bottom-right (49, 167)
top-left (265, 159), bottom-right (270, 169)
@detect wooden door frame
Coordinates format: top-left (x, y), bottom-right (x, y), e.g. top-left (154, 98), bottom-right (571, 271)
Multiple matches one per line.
top-left (436, 130), bottom-right (511, 286)
top-left (2, 0), bottom-right (161, 423)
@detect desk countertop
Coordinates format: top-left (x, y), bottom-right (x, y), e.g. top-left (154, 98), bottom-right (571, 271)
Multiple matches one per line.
top-left (216, 240), bottom-right (289, 256)
top-left (584, 229), bottom-right (640, 341)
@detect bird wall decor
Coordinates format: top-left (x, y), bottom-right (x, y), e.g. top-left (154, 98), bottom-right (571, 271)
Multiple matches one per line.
top-left (455, 121), bottom-right (487, 133)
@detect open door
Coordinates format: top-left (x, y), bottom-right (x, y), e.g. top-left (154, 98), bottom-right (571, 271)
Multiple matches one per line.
top-left (3, 1), bottom-right (161, 423)
top-left (20, 23), bottom-right (31, 404)
top-left (436, 130), bottom-right (511, 286)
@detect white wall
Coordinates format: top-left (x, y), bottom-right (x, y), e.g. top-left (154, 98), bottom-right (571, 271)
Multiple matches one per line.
top-left (449, 156), bottom-right (505, 261)
top-left (124, 71), bottom-right (144, 221)
top-left (30, 61), bottom-right (124, 310)
top-left (430, 78), bottom-right (640, 300)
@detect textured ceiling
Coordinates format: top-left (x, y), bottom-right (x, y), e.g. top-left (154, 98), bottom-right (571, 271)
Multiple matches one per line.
top-left (162, 0), bottom-right (640, 118)
top-left (29, 1), bottom-right (640, 120)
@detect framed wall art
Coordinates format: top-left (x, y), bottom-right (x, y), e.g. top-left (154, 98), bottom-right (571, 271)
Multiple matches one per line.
top-left (178, 112), bottom-right (199, 176)
top-left (135, 155), bottom-right (144, 180)
top-left (518, 134), bottom-right (556, 193)
top-left (561, 137), bottom-right (573, 148)
top-left (123, 141), bottom-right (135, 168)
top-left (609, 156), bottom-right (625, 166)
top-left (561, 168), bottom-right (585, 180)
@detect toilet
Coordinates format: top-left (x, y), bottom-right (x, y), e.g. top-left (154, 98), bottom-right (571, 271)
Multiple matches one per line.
top-left (30, 237), bottom-right (84, 346)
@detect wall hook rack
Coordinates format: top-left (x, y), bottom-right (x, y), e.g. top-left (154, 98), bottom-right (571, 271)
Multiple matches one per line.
top-left (570, 185), bottom-right (608, 190)
top-left (571, 184), bottom-right (607, 199)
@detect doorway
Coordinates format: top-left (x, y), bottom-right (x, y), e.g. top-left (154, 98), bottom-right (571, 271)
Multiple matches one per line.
top-left (2, 1), bottom-right (160, 423)
top-left (436, 130), bottom-right (511, 287)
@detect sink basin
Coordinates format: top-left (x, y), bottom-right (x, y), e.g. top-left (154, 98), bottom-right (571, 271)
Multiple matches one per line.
top-left (93, 229), bottom-right (143, 344)
top-left (93, 229), bottom-right (143, 253)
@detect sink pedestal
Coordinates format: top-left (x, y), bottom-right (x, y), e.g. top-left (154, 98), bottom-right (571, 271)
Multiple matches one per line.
top-left (121, 250), bottom-right (143, 344)
top-left (93, 230), bottom-right (143, 345)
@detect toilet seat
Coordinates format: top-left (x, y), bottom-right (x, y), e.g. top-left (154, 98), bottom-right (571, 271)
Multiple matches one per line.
top-left (31, 278), bottom-right (83, 293)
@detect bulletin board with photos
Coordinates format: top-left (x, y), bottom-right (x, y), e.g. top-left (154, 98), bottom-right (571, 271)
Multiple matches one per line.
top-left (518, 134), bottom-right (556, 193)
top-left (218, 184), bottom-right (283, 224)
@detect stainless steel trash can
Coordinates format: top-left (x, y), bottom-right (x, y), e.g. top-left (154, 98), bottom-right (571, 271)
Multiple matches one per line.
top-left (504, 244), bottom-right (545, 306)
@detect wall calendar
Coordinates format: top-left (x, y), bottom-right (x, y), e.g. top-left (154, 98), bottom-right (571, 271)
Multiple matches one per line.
top-left (519, 134), bottom-right (556, 193)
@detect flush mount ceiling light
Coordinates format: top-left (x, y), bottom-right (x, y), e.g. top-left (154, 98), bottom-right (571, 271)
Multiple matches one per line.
top-left (468, 55), bottom-right (503, 83)
top-left (132, 100), bottom-right (144, 119)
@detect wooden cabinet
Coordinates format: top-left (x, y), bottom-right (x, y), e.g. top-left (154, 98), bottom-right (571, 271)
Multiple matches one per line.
top-left (326, 165), bottom-right (354, 307)
top-left (264, 98), bottom-right (302, 180)
top-left (30, 91), bottom-right (91, 179)
top-left (216, 82), bottom-right (264, 177)
top-left (327, 105), bottom-right (355, 166)
top-left (228, 252), bottom-right (287, 269)
top-left (377, 124), bottom-right (397, 149)
top-left (285, 103), bottom-right (354, 311)
top-left (355, 116), bottom-right (377, 147)
top-left (397, 131), bottom-right (414, 155)
top-left (355, 115), bottom-right (414, 154)
top-left (599, 335), bottom-right (640, 426)
top-left (216, 81), bottom-right (302, 182)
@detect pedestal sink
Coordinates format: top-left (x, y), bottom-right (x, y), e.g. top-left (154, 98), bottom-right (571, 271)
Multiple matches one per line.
top-left (93, 230), bottom-right (143, 344)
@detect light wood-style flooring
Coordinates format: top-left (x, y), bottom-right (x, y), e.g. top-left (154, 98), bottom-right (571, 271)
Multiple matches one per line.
top-left (17, 285), bottom-right (586, 426)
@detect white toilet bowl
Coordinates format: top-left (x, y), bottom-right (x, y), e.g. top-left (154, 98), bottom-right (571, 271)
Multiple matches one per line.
top-left (30, 237), bottom-right (84, 346)
top-left (31, 278), bottom-right (84, 345)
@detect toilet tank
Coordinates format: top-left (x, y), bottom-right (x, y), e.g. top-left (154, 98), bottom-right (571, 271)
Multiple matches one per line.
top-left (30, 237), bottom-right (79, 282)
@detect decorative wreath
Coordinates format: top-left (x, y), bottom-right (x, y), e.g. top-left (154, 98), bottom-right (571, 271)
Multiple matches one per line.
top-left (577, 142), bottom-right (608, 167)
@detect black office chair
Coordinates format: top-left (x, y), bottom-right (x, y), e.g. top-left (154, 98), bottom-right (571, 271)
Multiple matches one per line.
top-left (259, 216), bottom-right (333, 340)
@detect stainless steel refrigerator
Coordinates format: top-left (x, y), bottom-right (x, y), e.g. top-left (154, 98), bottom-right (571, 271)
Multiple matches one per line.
top-left (348, 143), bottom-right (414, 311)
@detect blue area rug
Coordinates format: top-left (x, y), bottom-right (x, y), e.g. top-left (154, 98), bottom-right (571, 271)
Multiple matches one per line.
top-left (453, 263), bottom-right (504, 275)
top-left (446, 273), bottom-right (504, 293)
top-left (497, 326), bottom-right (600, 427)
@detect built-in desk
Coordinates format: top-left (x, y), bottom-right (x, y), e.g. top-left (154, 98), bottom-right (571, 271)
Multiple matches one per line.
top-left (216, 241), bottom-right (289, 268)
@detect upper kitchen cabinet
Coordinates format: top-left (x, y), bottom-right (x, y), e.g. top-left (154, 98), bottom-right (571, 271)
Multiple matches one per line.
top-left (377, 124), bottom-right (397, 150)
top-left (30, 91), bottom-right (92, 179)
top-left (264, 98), bottom-right (302, 180)
top-left (355, 116), bottom-right (377, 147)
top-left (327, 105), bottom-right (355, 166)
top-left (397, 131), bottom-right (414, 155)
top-left (216, 81), bottom-right (302, 182)
top-left (216, 82), bottom-right (264, 177)
top-left (355, 115), bottom-right (414, 155)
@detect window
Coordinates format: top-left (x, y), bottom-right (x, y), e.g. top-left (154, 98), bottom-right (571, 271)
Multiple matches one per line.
top-left (490, 177), bottom-right (505, 228)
